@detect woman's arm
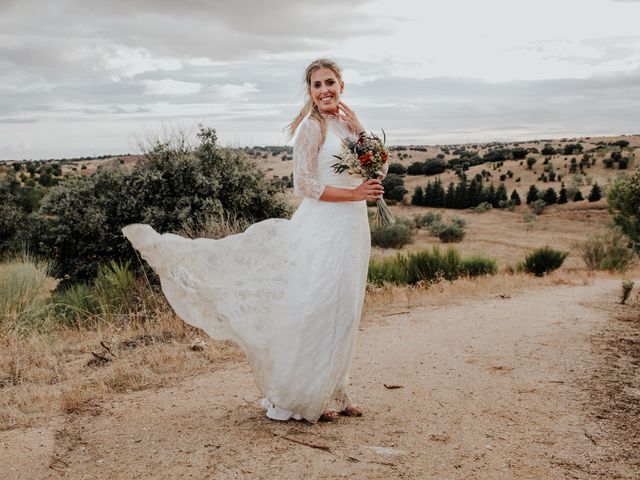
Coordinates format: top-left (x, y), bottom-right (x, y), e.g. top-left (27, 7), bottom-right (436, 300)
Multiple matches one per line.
top-left (320, 180), bottom-right (384, 202)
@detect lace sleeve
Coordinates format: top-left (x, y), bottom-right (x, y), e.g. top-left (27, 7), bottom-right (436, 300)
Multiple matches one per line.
top-left (293, 118), bottom-right (326, 200)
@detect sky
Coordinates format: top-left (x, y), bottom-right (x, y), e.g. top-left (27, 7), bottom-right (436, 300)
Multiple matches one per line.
top-left (1, 0), bottom-right (639, 159)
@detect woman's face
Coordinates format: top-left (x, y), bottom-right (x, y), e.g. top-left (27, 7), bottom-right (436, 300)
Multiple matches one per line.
top-left (309, 67), bottom-right (344, 115)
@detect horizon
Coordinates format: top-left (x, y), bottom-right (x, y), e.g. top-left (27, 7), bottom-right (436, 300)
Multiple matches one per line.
top-left (1, 130), bottom-right (639, 163)
top-left (2, 0), bottom-right (640, 160)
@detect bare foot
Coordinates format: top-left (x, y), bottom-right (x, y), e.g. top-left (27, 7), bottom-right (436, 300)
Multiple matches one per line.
top-left (340, 405), bottom-right (363, 417)
top-left (319, 410), bottom-right (340, 422)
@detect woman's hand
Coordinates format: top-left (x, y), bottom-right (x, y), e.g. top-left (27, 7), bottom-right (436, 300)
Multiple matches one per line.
top-left (352, 178), bottom-right (384, 202)
top-left (337, 101), bottom-right (365, 135)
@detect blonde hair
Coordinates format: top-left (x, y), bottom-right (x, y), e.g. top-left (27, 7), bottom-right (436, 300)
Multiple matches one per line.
top-left (285, 58), bottom-right (343, 145)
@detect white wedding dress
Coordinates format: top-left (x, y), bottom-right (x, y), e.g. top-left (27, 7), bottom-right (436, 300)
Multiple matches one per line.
top-left (122, 113), bottom-right (378, 422)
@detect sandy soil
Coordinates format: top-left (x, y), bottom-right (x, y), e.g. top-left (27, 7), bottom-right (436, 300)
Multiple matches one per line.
top-left (2, 277), bottom-right (638, 479)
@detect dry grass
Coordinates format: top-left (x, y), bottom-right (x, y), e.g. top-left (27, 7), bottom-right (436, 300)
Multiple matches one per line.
top-left (0, 285), bottom-right (243, 431)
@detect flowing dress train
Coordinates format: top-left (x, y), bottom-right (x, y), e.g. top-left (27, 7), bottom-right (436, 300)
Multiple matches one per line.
top-left (122, 113), bottom-right (372, 422)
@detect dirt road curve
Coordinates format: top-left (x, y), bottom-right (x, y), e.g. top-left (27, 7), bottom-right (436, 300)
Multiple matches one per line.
top-left (2, 278), bottom-right (637, 479)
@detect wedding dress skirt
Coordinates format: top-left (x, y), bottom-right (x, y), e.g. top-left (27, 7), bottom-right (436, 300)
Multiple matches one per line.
top-left (122, 116), bottom-right (371, 422)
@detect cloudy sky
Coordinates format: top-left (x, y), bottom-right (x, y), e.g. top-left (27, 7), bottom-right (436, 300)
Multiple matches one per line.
top-left (1, 0), bottom-right (639, 159)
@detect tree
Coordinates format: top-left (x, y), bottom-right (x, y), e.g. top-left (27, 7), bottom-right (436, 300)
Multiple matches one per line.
top-left (495, 183), bottom-right (508, 207)
top-left (511, 147), bottom-right (528, 160)
top-left (25, 126), bottom-right (290, 285)
top-left (412, 185), bottom-right (424, 206)
top-left (423, 159), bottom-right (446, 175)
top-left (526, 157), bottom-right (537, 169)
top-left (510, 189), bottom-right (521, 205)
top-left (543, 187), bottom-right (558, 205)
top-left (607, 167), bottom-right (640, 254)
top-left (588, 183), bottom-right (602, 202)
top-left (388, 162), bottom-right (407, 175)
top-left (573, 190), bottom-right (584, 202)
top-left (444, 182), bottom-right (456, 208)
top-left (526, 185), bottom-right (539, 205)
top-left (558, 187), bottom-right (568, 204)
top-left (541, 144), bottom-right (556, 155)
top-left (382, 174), bottom-right (408, 202)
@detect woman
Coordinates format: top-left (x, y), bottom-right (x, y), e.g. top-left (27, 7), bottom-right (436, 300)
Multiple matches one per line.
top-left (122, 58), bottom-right (385, 422)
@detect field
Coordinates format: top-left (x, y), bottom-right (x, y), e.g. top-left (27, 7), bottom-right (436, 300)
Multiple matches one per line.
top-left (0, 133), bottom-right (639, 479)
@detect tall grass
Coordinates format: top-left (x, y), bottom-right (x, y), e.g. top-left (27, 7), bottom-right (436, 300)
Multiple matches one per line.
top-left (0, 253), bottom-right (52, 336)
top-left (575, 230), bottom-right (636, 272)
top-left (51, 259), bottom-right (138, 328)
top-left (368, 246), bottom-right (497, 285)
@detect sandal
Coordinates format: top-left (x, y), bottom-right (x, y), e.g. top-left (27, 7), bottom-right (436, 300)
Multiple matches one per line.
top-left (340, 405), bottom-right (363, 417)
top-left (319, 410), bottom-right (340, 422)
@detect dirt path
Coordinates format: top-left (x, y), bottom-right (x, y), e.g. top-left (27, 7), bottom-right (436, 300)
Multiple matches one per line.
top-left (2, 278), bottom-right (637, 479)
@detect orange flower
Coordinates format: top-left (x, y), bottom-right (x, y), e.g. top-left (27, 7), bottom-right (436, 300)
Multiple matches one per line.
top-left (359, 151), bottom-right (373, 166)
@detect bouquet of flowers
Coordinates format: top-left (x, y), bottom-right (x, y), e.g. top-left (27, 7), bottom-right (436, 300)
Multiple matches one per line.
top-left (331, 130), bottom-right (395, 226)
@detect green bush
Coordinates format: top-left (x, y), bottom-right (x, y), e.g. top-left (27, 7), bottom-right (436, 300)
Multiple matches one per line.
top-left (460, 255), bottom-right (498, 277)
top-left (368, 246), bottom-right (497, 285)
top-left (370, 217), bottom-right (414, 248)
top-left (607, 167), bottom-right (640, 255)
top-left (519, 246), bottom-right (569, 276)
top-left (50, 283), bottom-right (99, 327)
top-left (438, 225), bottom-right (465, 243)
top-left (382, 174), bottom-right (408, 202)
top-left (25, 126), bottom-right (290, 287)
top-left (413, 212), bottom-right (443, 229)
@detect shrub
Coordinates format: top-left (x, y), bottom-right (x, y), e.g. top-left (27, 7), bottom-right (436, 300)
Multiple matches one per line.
top-left (529, 199), bottom-right (547, 215)
top-left (473, 201), bottom-right (493, 213)
top-left (460, 255), bottom-right (498, 277)
top-left (413, 212), bottom-right (443, 229)
top-left (0, 253), bottom-right (51, 335)
top-left (519, 246), bottom-right (569, 276)
top-left (370, 217), bottom-right (414, 248)
top-left (438, 225), bottom-right (465, 243)
top-left (620, 280), bottom-right (634, 305)
top-left (368, 246), bottom-right (497, 285)
top-left (50, 282), bottom-right (99, 327)
top-left (423, 159), bottom-right (446, 175)
top-left (576, 230), bottom-right (636, 272)
top-left (387, 162), bottom-right (407, 175)
top-left (382, 174), bottom-right (408, 202)
top-left (25, 126), bottom-right (290, 287)
top-left (607, 167), bottom-right (640, 255)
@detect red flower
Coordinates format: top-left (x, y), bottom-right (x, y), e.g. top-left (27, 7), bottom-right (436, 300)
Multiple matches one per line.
top-left (359, 151), bottom-right (373, 166)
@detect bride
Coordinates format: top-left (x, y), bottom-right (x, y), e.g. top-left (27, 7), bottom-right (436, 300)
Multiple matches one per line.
top-left (122, 58), bottom-right (385, 423)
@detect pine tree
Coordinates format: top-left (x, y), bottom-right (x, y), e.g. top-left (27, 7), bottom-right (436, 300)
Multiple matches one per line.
top-left (468, 177), bottom-right (483, 207)
top-left (542, 187), bottom-right (558, 205)
top-left (558, 187), bottom-right (568, 204)
top-left (424, 181), bottom-right (434, 207)
top-left (455, 176), bottom-right (469, 208)
top-left (573, 190), bottom-right (584, 202)
top-left (588, 183), bottom-right (602, 202)
top-left (433, 178), bottom-right (446, 207)
top-left (412, 186), bottom-right (424, 206)
top-left (496, 183), bottom-right (508, 206)
top-left (526, 185), bottom-right (539, 205)
top-left (510, 189), bottom-right (521, 205)
top-left (444, 182), bottom-right (456, 208)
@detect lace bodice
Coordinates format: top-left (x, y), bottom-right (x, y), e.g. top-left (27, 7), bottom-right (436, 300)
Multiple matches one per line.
top-left (292, 113), bottom-right (388, 200)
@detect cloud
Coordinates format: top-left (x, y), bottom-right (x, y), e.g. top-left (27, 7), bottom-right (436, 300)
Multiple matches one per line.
top-left (141, 79), bottom-right (203, 95)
